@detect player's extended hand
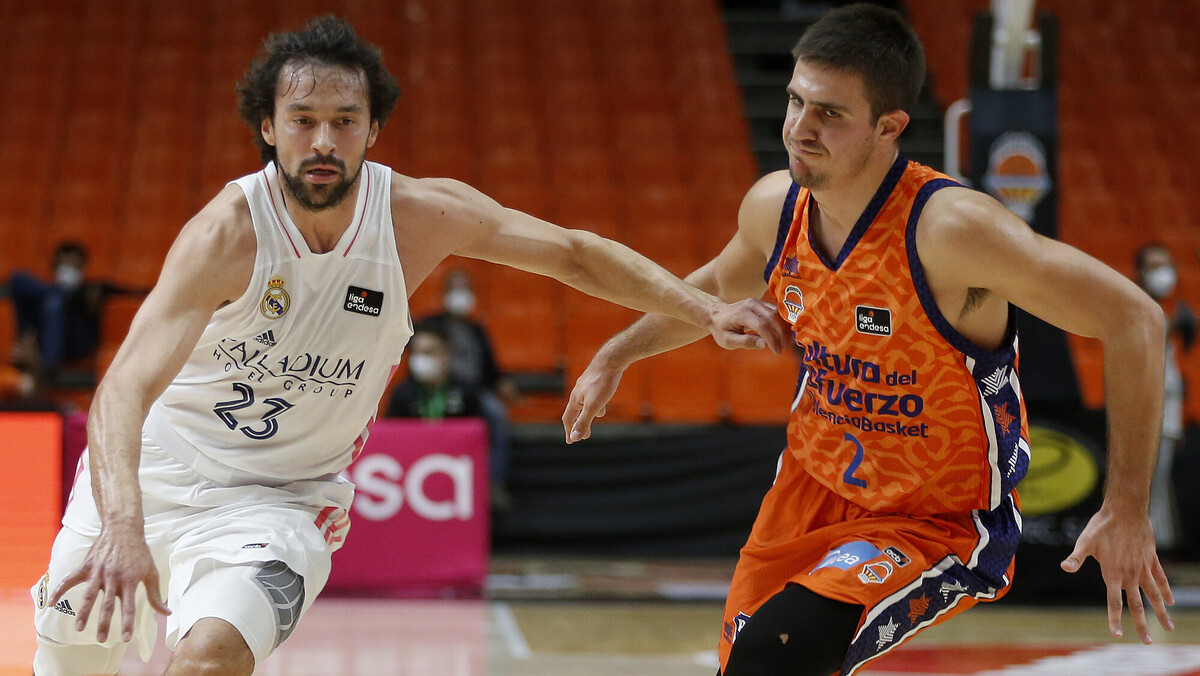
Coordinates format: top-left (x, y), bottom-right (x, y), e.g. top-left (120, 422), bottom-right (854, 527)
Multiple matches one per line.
top-left (1060, 508), bottom-right (1174, 644)
top-left (563, 360), bottom-right (622, 444)
top-left (705, 298), bottom-right (789, 353)
top-left (49, 522), bottom-right (171, 643)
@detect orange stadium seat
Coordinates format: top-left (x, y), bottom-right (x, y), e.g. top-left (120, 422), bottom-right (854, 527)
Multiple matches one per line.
top-left (644, 340), bottom-right (728, 423)
top-left (547, 145), bottom-right (617, 189)
top-left (550, 184), bottom-right (623, 240)
top-left (728, 347), bottom-right (800, 425)
top-left (562, 298), bottom-right (650, 422)
top-left (98, 295), bottom-right (144, 382)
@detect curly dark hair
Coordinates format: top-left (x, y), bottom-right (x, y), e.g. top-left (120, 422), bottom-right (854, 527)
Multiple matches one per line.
top-left (236, 16), bottom-right (401, 163)
top-left (792, 3), bottom-right (925, 123)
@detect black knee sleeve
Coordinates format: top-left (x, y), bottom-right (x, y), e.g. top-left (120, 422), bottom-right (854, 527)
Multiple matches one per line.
top-left (723, 584), bottom-right (862, 676)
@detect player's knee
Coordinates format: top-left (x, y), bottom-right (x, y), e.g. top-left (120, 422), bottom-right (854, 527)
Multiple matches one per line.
top-left (720, 624), bottom-right (844, 676)
top-left (725, 626), bottom-right (844, 676)
top-left (167, 618), bottom-right (255, 676)
top-left (723, 585), bottom-right (860, 676)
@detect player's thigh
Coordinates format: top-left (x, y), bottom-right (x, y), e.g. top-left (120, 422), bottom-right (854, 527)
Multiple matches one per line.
top-left (723, 583), bottom-right (862, 676)
top-left (32, 633), bottom-right (126, 676)
top-left (32, 525), bottom-right (163, 655)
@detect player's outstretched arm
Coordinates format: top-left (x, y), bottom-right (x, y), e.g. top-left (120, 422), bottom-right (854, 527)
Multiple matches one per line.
top-left (50, 185), bottom-right (255, 644)
top-left (918, 187), bottom-right (1174, 644)
top-left (560, 171), bottom-right (794, 442)
top-left (398, 175), bottom-right (789, 352)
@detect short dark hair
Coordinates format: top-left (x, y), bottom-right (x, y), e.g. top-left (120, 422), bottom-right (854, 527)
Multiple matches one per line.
top-left (1136, 241), bottom-right (1169, 273)
top-left (236, 16), bottom-right (402, 163)
top-left (413, 325), bottom-right (451, 347)
top-left (54, 241), bottom-right (88, 265)
top-left (791, 3), bottom-right (926, 122)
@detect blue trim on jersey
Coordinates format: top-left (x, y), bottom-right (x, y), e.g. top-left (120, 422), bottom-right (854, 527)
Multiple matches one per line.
top-left (842, 494), bottom-right (1022, 675)
top-left (811, 154), bottom-right (908, 272)
top-left (904, 180), bottom-right (1018, 366)
top-left (974, 357), bottom-right (1029, 500)
top-left (764, 182), bottom-right (802, 282)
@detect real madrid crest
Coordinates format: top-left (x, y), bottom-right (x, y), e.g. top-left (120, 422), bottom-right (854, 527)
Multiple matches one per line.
top-left (37, 572), bottom-right (48, 609)
top-left (260, 275), bottom-right (290, 320)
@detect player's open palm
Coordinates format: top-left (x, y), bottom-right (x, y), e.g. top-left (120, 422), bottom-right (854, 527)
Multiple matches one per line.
top-left (50, 524), bottom-right (171, 643)
top-left (1061, 508), bottom-right (1174, 644)
top-left (564, 362), bottom-right (622, 444)
top-left (706, 298), bottom-right (788, 353)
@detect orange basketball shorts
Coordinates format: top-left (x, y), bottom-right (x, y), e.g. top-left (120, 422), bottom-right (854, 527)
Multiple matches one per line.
top-left (719, 448), bottom-right (1021, 675)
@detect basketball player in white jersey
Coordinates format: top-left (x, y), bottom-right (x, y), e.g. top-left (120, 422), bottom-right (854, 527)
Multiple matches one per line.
top-left (30, 17), bottom-right (789, 675)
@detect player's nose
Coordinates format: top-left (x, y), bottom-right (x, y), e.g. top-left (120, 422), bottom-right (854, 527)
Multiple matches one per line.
top-left (312, 122), bottom-right (336, 155)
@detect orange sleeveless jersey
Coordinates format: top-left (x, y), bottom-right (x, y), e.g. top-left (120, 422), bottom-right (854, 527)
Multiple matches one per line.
top-left (766, 156), bottom-right (1030, 516)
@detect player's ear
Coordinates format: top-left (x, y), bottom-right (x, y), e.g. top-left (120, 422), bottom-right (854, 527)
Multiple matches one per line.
top-left (876, 110), bottom-right (909, 143)
top-left (261, 118), bottom-right (277, 147)
top-left (367, 120), bottom-right (379, 149)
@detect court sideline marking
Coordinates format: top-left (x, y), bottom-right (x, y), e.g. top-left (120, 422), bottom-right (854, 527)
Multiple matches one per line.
top-left (491, 601), bottom-right (532, 659)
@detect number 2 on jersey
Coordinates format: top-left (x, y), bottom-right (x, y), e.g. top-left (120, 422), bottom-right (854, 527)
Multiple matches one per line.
top-left (213, 382), bottom-right (295, 440)
top-left (842, 431), bottom-right (868, 488)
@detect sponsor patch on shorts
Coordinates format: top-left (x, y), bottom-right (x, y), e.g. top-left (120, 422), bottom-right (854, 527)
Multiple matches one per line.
top-left (813, 541), bottom-right (884, 572)
top-left (883, 546), bottom-right (911, 567)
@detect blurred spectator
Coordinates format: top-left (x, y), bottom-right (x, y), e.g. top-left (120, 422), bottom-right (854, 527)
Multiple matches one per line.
top-left (1136, 243), bottom-right (1195, 554)
top-left (388, 326), bottom-right (513, 510)
top-left (6, 242), bottom-right (137, 385)
top-left (415, 269), bottom-right (517, 498)
top-left (417, 269), bottom-right (518, 401)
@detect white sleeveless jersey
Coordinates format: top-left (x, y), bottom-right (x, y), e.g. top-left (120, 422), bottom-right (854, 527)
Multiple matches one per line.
top-left (144, 161), bottom-right (413, 484)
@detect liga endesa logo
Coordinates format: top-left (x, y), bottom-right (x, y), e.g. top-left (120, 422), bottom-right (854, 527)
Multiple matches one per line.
top-left (348, 452), bottom-right (474, 522)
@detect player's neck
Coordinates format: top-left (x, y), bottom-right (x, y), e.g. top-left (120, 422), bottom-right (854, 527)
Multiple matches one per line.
top-left (282, 181), bottom-right (362, 255)
top-left (809, 148), bottom-right (900, 237)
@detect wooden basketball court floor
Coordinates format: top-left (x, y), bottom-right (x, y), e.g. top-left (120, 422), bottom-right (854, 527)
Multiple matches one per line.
top-left (3, 557), bottom-right (1199, 675)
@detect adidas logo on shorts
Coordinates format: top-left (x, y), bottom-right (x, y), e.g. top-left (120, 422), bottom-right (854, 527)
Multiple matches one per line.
top-left (254, 330), bottom-right (277, 347)
top-left (53, 599), bottom-right (76, 616)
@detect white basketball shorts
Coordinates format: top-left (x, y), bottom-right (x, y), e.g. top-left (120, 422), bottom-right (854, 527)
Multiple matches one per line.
top-left (32, 432), bottom-right (353, 668)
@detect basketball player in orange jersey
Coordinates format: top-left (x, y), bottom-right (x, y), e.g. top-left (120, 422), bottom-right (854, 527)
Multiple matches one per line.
top-left (31, 17), bottom-right (787, 676)
top-left (564, 4), bottom-right (1174, 675)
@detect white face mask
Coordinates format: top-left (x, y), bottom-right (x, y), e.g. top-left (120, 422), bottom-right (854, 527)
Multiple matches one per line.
top-left (409, 354), bottom-right (444, 383)
top-left (1144, 266), bottom-right (1177, 299)
top-left (55, 265), bottom-right (83, 290)
top-left (444, 289), bottom-right (475, 317)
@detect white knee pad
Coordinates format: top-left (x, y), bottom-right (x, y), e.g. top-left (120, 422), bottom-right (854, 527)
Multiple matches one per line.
top-left (33, 632), bottom-right (126, 676)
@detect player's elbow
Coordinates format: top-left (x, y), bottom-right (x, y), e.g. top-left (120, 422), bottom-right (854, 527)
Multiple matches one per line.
top-left (1107, 290), bottom-right (1166, 351)
top-left (555, 229), bottom-right (609, 288)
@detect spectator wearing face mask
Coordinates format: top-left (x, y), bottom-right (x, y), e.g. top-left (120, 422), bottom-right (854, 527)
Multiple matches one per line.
top-left (387, 326), bottom-right (514, 510)
top-left (417, 269), bottom-right (517, 399)
top-left (1135, 243), bottom-right (1196, 554)
top-left (413, 269), bottom-right (517, 503)
top-left (4, 242), bottom-right (144, 388)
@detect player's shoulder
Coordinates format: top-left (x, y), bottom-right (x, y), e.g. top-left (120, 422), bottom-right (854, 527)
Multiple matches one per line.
top-left (919, 185), bottom-right (1020, 245)
top-left (915, 184), bottom-right (1033, 276)
top-left (741, 170), bottom-right (795, 212)
top-left (390, 172), bottom-right (497, 222)
top-left (737, 170), bottom-right (796, 242)
top-left (183, 183), bottom-right (257, 253)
